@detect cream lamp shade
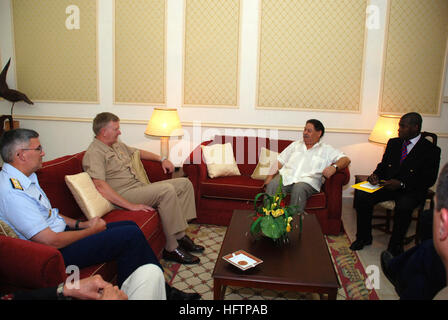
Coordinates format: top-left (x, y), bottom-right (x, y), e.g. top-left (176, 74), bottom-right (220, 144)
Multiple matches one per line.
top-left (368, 115), bottom-right (400, 145)
top-left (145, 108), bottom-right (184, 159)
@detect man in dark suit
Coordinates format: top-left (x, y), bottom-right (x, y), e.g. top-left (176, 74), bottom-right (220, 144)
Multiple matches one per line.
top-left (350, 112), bottom-right (441, 256)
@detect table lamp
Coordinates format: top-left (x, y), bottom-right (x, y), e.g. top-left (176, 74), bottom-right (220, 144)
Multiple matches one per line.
top-left (368, 115), bottom-right (400, 145)
top-left (145, 108), bottom-right (184, 159)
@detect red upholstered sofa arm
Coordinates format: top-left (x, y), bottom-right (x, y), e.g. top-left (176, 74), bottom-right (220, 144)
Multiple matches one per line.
top-left (183, 140), bottom-right (211, 205)
top-left (142, 159), bottom-right (172, 182)
top-left (0, 236), bottom-right (66, 290)
top-left (322, 166), bottom-right (350, 219)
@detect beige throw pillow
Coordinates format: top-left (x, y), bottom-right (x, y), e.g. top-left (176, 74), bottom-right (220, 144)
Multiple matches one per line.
top-left (65, 172), bottom-right (114, 220)
top-left (0, 219), bottom-right (19, 238)
top-left (201, 143), bottom-right (241, 178)
top-left (251, 147), bottom-right (279, 180)
top-left (131, 150), bottom-right (150, 184)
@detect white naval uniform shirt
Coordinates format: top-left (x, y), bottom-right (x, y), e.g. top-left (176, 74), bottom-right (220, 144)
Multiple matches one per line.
top-left (278, 140), bottom-right (346, 191)
top-left (0, 163), bottom-right (66, 240)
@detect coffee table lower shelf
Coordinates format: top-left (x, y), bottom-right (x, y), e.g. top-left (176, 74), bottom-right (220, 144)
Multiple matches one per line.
top-left (213, 278), bottom-right (338, 300)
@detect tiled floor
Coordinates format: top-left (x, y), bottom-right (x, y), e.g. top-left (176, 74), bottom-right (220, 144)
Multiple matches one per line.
top-left (341, 197), bottom-right (421, 300)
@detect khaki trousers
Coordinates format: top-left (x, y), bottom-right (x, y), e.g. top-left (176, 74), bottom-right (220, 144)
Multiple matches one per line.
top-left (119, 178), bottom-right (197, 237)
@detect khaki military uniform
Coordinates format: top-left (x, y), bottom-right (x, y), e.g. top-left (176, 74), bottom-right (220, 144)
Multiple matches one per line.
top-left (82, 139), bottom-right (196, 236)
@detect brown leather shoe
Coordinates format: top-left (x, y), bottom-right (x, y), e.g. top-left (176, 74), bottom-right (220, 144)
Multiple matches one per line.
top-left (178, 235), bottom-right (205, 253)
top-left (162, 247), bottom-right (200, 264)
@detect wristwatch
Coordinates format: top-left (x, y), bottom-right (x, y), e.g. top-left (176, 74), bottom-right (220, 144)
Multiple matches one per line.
top-left (400, 181), bottom-right (405, 189)
top-left (331, 164), bottom-right (338, 171)
top-left (56, 283), bottom-right (65, 300)
top-left (160, 156), bottom-right (167, 162)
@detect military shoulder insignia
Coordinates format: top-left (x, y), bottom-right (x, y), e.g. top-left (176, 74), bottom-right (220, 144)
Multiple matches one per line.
top-left (10, 178), bottom-right (23, 190)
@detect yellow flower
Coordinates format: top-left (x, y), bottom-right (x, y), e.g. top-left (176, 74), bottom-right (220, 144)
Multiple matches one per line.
top-left (286, 216), bottom-right (293, 232)
top-left (271, 209), bottom-right (284, 218)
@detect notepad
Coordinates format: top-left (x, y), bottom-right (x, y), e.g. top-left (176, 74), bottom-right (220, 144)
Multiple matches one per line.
top-left (351, 181), bottom-right (384, 193)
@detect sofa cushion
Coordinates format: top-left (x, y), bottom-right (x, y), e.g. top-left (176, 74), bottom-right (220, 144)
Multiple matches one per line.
top-left (200, 176), bottom-right (326, 208)
top-left (65, 172), bottom-right (114, 220)
top-left (131, 150), bottom-right (150, 184)
top-left (0, 220), bottom-right (18, 238)
top-left (201, 143), bottom-right (241, 178)
top-left (74, 209), bottom-right (165, 282)
top-left (251, 147), bottom-right (279, 180)
top-left (200, 176), bottom-right (264, 201)
top-left (102, 209), bottom-right (159, 233)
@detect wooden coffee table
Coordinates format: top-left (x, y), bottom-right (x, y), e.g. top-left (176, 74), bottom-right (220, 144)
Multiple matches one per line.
top-left (212, 210), bottom-right (340, 300)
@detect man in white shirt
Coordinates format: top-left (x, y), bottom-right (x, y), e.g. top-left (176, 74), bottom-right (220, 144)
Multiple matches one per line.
top-left (264, 119), bottom-right (351, 215)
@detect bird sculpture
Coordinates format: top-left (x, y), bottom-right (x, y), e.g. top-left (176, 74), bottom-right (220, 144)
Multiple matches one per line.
top-left (0, 58), bottom-right (34, 117)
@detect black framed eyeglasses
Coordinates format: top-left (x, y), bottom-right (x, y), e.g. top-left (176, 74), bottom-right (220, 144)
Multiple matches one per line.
top-left (21, 145), bottom-right (43, 152)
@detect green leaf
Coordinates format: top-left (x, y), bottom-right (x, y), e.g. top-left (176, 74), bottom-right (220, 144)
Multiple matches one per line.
top-left (250, 216), bottom-right (262, 235)
top-left (261, 216), bottom-right (287, 239)
top-left (254, 192), bottom-right (265, 207)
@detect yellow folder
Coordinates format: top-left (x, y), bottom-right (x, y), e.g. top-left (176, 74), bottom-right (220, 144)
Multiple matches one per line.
top-left (351, 181), bottom-right (384, 193)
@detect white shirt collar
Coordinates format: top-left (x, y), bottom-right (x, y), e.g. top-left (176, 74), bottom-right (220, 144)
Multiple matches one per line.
top-left (302, 140), bottom-right (322, 150)
top-left (408, 134), bottom-right (421, 146)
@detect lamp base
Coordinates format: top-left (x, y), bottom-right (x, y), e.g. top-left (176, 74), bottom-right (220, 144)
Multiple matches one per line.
top-left (160, 136), bottom-right (169, 159)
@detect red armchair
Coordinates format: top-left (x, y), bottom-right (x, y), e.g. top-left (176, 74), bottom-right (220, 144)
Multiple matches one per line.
top-left (183, 135), bottom-right (350, 235)
top-left (0, 151), bottom-right (169, 294)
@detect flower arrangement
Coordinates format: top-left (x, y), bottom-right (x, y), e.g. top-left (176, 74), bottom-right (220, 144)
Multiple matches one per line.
top-left (250, 176), bottom-right (301, 244)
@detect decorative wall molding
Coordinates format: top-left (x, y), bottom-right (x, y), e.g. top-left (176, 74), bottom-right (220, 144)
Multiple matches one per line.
top-left (14, 114), bottom-right (448, 138)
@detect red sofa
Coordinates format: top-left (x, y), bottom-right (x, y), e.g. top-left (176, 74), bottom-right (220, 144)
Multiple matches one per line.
top-left (183, 135), bottom-right (350, 235)
top-left (0, 151), bottom-right (168, 294)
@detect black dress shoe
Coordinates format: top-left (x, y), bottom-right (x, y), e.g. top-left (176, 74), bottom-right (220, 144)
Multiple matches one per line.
top-left (178, 235), bottom-right (205, 253)
top-left (349, 239), bottom-right (372, 251)
top-left (380, 250), bottom-right (398, 287)
top-left (163, 247), bottom-right (200, 264)
top-left (387, 245), bottom-right (404, 257)
top-left (165, 283), bottom-right (201, 300)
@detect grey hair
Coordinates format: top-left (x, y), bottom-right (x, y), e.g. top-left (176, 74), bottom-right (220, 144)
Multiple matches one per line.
top-left (0, 128), bottom-right (39, 163)
top-left (92, 112), bottom-right (120, 136)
